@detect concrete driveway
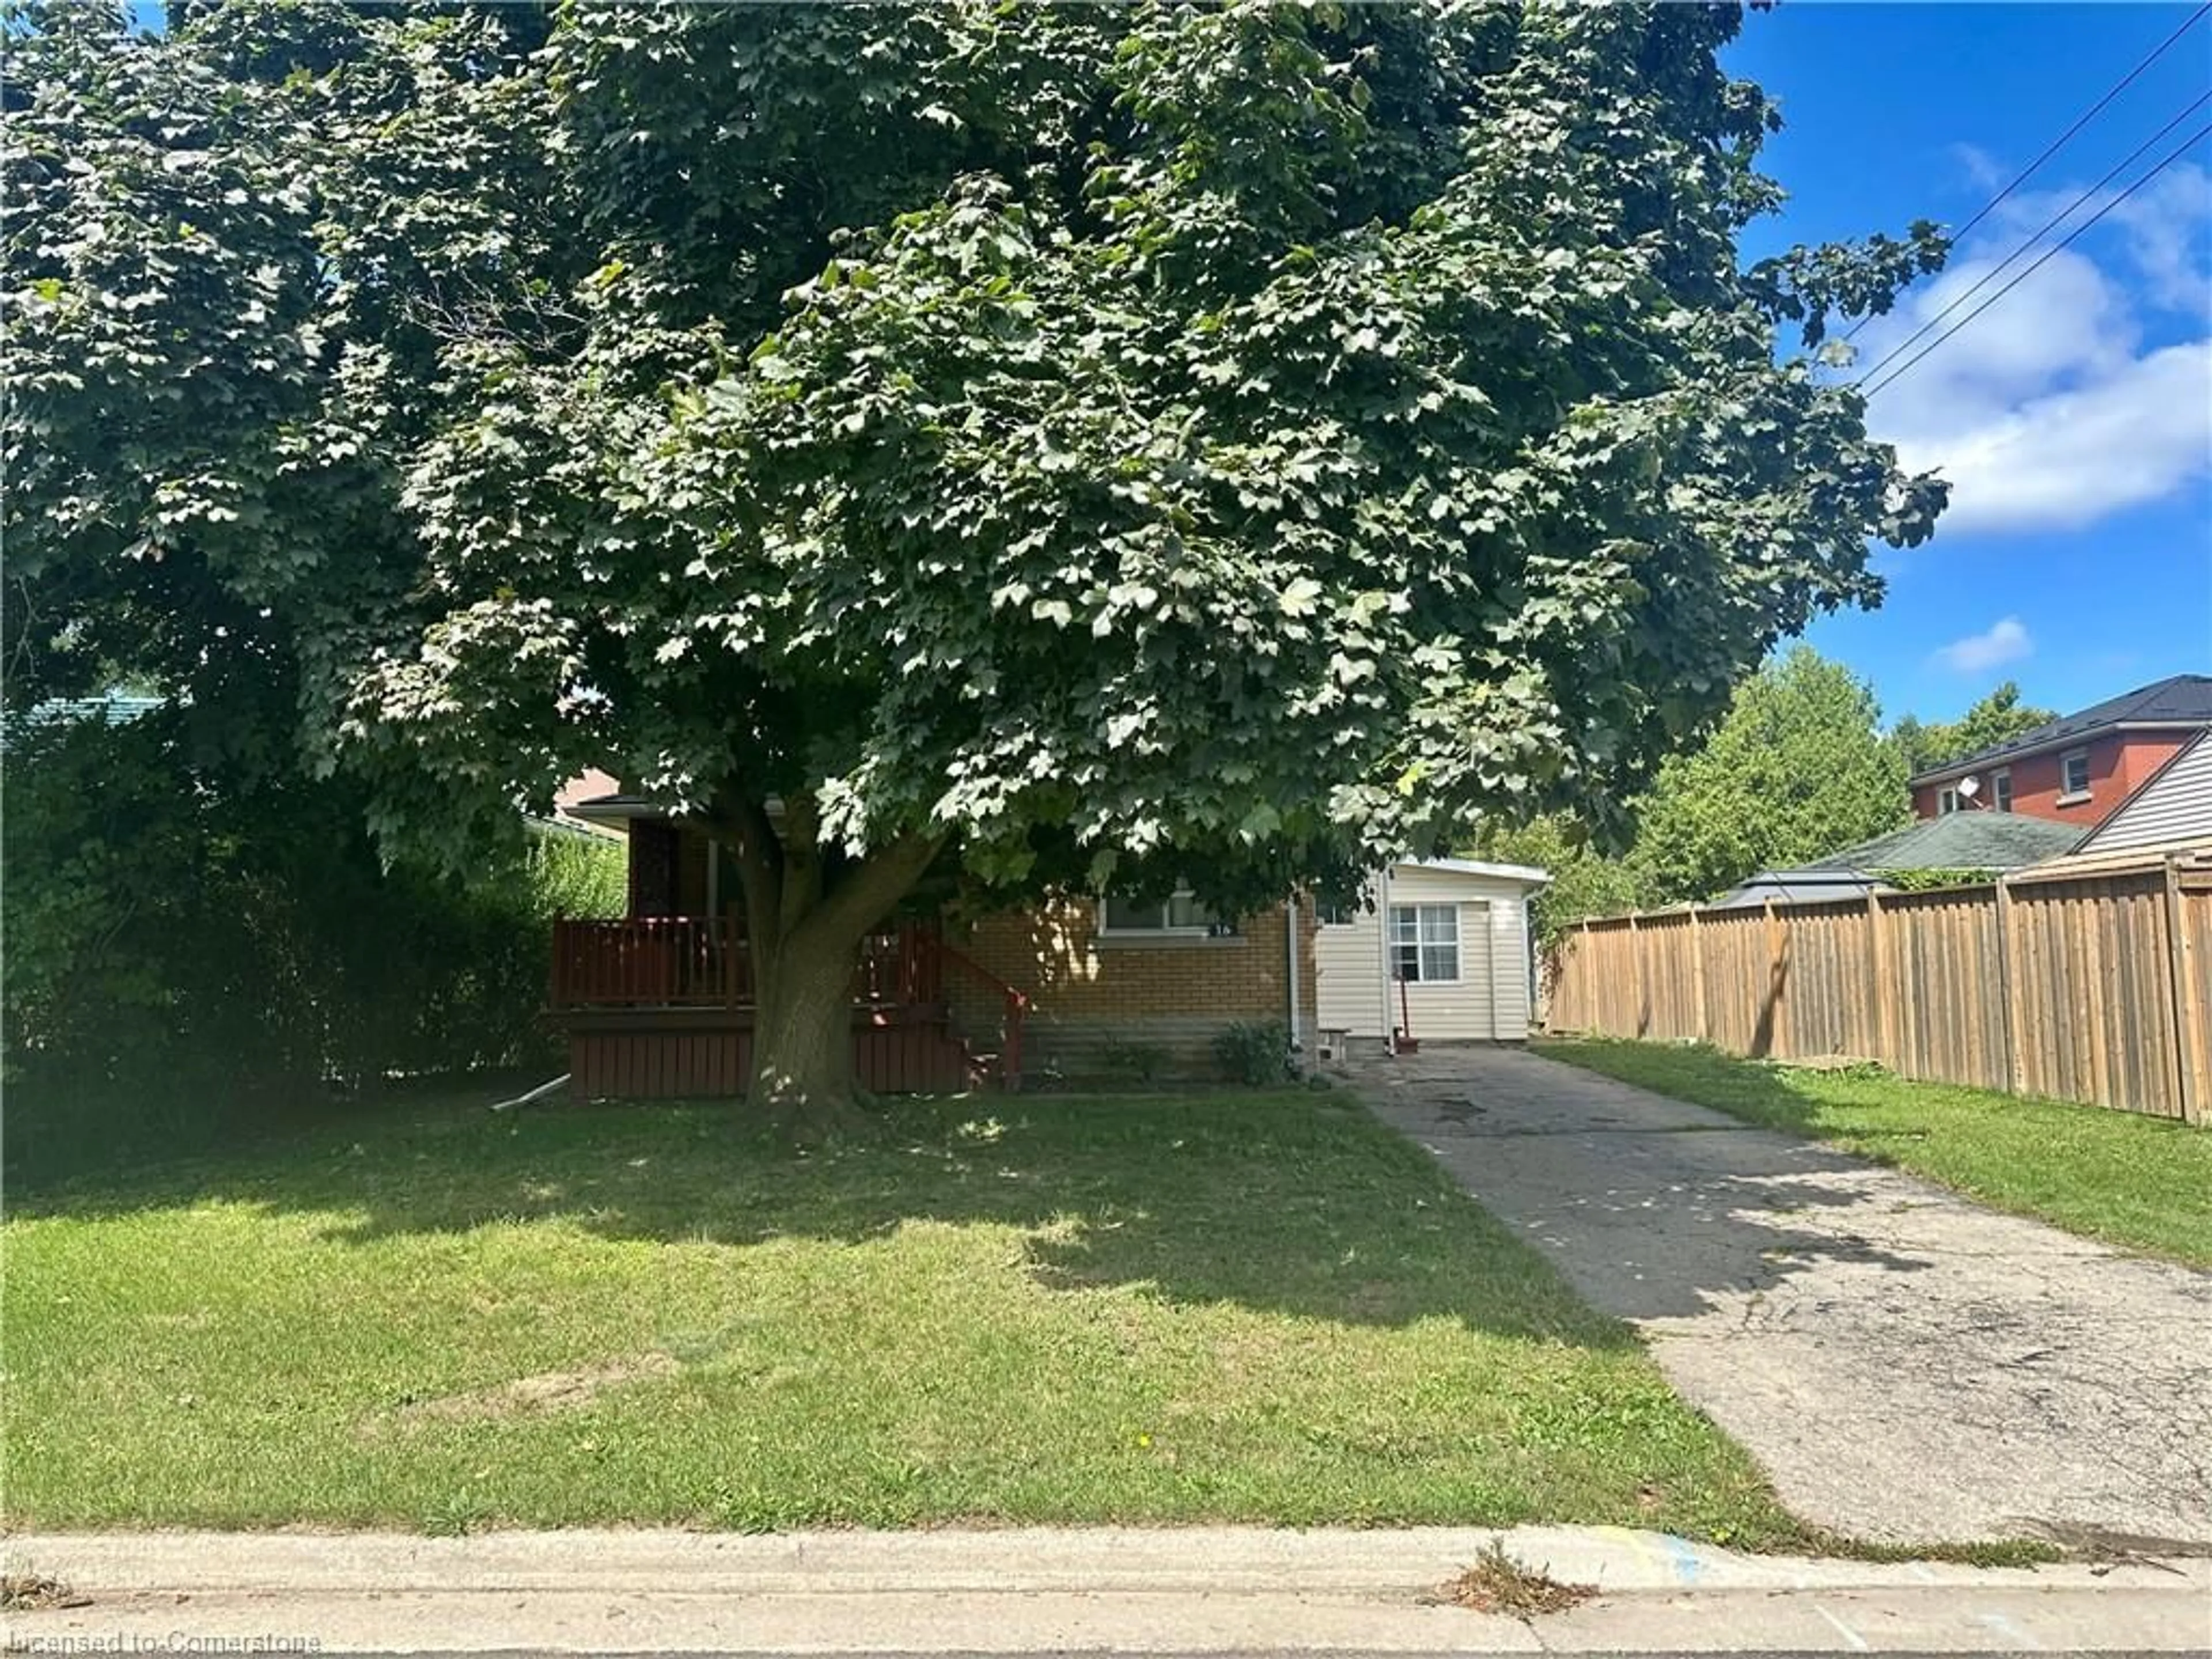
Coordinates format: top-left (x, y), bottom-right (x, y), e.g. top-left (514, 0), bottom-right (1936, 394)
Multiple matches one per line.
top-left (1347, 1045), bottom-right (2212, 1548)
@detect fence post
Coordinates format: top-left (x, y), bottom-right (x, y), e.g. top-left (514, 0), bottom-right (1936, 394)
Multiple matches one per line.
top-left (1858, 889), bottom-right (1879, 1060)
top-left (2162, 856), bottom-right (2205, 1124)
top-left (1688, 904), bottom-right (1710, 1045)
top-left (1566, 915), bottom-right (1584, 1035)
top-left (1569, 918), bottom-right (1585, 1031)
top-left (1627, 911), bottom-right (1644, 1036)
top-left (1762, 897), bottom-right (1786, 1057)
top-left (1993, 877), bottom-right (2024, 1096)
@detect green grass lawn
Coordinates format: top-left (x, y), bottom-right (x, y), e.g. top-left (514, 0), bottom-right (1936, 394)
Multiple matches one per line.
top-left (1539, 1039), bottom-right (2212, 1269)
top-left (2, 1086), bottom-right (1801, 1541)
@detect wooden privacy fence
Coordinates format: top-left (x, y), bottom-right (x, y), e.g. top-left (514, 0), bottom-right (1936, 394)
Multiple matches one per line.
top-left (1547, 848), bottom-right (2212, 1123)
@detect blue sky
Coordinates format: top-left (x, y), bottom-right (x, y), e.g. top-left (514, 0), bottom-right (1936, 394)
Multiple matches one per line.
top-left (1725, 3), bottom-right (2212, 726)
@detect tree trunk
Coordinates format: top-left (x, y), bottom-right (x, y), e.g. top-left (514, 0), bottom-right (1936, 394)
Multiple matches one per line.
top-left (748, 923), bottom-right (874, 1143)
top-left (718, 798), bottom-right (944, 1143)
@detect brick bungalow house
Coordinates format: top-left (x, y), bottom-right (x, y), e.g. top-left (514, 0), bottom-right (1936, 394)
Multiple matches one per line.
top-left (1908, 673), bottom-right (2212, 829)
top-left (551, 797), bottom-right (1545, 1099)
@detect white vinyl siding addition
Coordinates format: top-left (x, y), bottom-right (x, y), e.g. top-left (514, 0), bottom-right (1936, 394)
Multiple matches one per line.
top-left (1313, 864), bottom-right (1538, 1041)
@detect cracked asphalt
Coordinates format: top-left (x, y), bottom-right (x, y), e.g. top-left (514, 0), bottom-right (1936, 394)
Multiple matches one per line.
top-left (1347, 1046), bottom-right (2212, 1548)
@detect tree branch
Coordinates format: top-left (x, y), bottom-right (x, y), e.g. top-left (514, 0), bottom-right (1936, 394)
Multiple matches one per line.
top-left (805, 827), bottom-right (946, 947)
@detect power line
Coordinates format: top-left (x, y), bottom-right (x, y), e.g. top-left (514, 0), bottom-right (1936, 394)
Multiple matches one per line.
top-left (1863, 118), bottom-right (2212, 400)
top-left (1842, 0), bottom-right (2212, 340)
top-left (1853, 86), bottom-right (2212, 387)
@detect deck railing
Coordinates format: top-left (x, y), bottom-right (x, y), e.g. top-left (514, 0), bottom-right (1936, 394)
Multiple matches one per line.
top-left (940, 938), bottom-right (1030, 1093)
top-left (548, 917), bottom-right (946, 1012)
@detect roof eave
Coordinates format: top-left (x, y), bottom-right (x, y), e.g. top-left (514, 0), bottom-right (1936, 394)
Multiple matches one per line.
top-left (1403, 857), bottom-right (1553, 887)
top-left (1906, 718), bottom-right (2212, 787)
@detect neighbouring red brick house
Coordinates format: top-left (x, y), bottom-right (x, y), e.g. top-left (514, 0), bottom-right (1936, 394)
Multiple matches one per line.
top-left (1908, 673), bottom-right (2212, 831)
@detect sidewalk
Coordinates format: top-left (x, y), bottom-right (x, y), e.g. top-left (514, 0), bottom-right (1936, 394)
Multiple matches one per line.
top-left (7, 1527), bottom-right (2209, 1653)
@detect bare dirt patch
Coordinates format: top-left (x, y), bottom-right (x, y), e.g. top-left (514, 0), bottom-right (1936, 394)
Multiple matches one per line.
top-left (1439, 1540), bottom-right (1596, 1618)
top-left (396, 1353), bottom-right (681, 1423)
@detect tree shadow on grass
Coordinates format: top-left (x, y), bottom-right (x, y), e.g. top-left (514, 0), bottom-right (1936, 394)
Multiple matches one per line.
top-left (6, 1086), bottom-right (1649, 1345)
top-left (6, 1073), bottom-right (1944, 1346)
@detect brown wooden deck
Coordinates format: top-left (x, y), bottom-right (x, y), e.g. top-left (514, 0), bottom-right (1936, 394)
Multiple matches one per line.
top-left (549, 917), bottom-right (1025, 1099)
top-left (550, 916), bottom-right (944, 1010)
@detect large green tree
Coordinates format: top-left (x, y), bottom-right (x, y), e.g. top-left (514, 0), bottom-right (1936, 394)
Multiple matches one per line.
top-left (1892, 681), bottom-right (2058, 777)
top-left (6, 1), bottom-right (1947, 1127)
top-left (1630, 646), bottom-right (1911, 902)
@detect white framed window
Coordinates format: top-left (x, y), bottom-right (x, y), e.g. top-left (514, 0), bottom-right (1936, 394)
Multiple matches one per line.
top-left (1099, 888), bottom-right (1233, 937)
top-left (1388, 903), bottom-right (1460, 983)
top-left (1938, 787), bottom-right (1960, 815)
top-left (1992, 769), bottom-right (2013, 813)
top-left (2061, 749), bottom-right (2092, 798)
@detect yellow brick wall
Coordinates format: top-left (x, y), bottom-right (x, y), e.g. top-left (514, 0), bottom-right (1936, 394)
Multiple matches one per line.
top-left (948, 898), bottom-right (1320, 1078)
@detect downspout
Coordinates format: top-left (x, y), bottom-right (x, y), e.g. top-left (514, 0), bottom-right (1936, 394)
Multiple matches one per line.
top-left (1283, 895), bottom-right (1302, 1052)
top-left (1376, 863), bottom-right (1396, 1054)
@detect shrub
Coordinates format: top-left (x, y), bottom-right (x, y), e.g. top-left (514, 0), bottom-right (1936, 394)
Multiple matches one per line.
top-left (1, 709), bottom-right (627, 1181)
top-left (1213, 1019), bottom-right (1293, 1086)
top-left (1100, 1033), bottom-right (1170, 1085)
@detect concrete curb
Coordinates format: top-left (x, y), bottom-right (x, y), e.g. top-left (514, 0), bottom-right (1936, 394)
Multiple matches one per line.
top-left (7, 1524), bottom-right (2206, 1596)
top-left (7, 1527), bottom-right (2209, 1654)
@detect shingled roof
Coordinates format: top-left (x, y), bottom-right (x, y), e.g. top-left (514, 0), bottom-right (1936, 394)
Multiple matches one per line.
top-left (1802, 812), bottom-right (2084, 873)
top-left (1908, 673), bottom-right (2212, 784)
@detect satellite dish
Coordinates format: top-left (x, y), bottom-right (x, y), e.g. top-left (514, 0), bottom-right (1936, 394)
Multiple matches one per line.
top-left (1957, 775), bottom-right (1981, 801)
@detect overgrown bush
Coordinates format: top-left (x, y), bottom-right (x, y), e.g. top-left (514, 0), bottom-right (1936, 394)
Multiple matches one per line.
top-left (1, 709), bottom-right (624, 1180)
top-left (1213, 1019), bottom-right (1293, 1086)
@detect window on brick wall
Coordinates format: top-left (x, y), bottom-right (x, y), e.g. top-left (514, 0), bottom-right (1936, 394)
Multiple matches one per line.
top-left (1993, 769), bottom-right (2013, 812)
top-left (1388, 903), bottom-right (1460, 983)
top-left (2061, 749), bottom-right (2092, 798)
top-left (1099, 887), bottom-right (1237, 937)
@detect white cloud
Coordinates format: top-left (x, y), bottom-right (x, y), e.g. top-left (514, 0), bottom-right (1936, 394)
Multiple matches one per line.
top-left (2106, 162), bottom-right (2212, 315)
top-left (1949, 142), bottom-right (2008, 193)
top-left (1994, 162), bottom-right (2212, 316)
top-left (1851, 167), bottom-right (2212, 536)
top-left (1933, 617), bottom-right (2034, 675)
top-left (1892, 339), bottom-right (2211, 533)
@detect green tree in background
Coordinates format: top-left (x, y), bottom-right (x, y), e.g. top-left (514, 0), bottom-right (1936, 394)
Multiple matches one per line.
top-left (1626, 646), bottom-right (1910, 903)
top-left (1480, 646), bottom-right (1911, 927)
top-left (1891, 682), bottom-right (2058, 777)
top-left (1487, 660), bottom-right (2073, 938)
top-left (1473, 813), bottom-right (1659, 950)
top-left (7, 3), bottom-right (1948, 1130)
